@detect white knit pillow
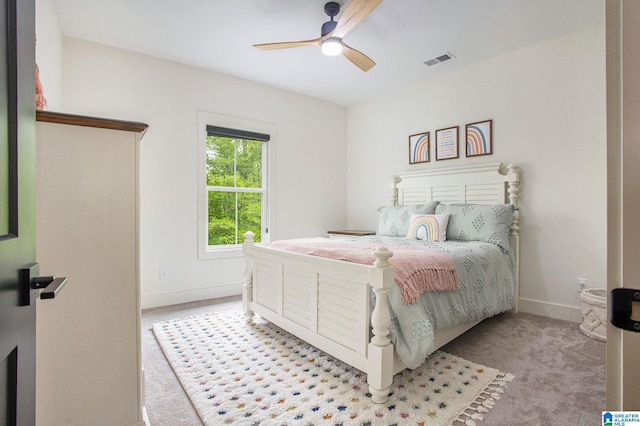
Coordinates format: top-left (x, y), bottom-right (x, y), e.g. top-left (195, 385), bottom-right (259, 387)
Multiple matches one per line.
top-left (406, 213), bottom-right (450, 242)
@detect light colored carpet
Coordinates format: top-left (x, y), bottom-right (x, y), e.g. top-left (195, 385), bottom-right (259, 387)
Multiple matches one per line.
top-left (152, 308), bottom-right (513, 425)
top-left (142, 296), bottom-right (605, 425)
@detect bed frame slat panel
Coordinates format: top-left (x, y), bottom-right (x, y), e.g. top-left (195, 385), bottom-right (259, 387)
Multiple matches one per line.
top-left (254, 260), bottom-right (282, 313)
top-left (318, 276), bottom-right (369, 355)
top-left (318, 293), bottom-right (358, 322)
top-left (464, 183), bottom-right (504, 204)
top-left (283, 301), bottom-right (309, 326)
top-left (282, 267), bottom-right (317, 329)
top-left (430, 186), bottom-right (465, 204)
top-left (318, 279), bottom-right (359, 308)
top-left (398, 187), bottom-right (430, 205)
top-left (318, 318), bottom-right (356, 348)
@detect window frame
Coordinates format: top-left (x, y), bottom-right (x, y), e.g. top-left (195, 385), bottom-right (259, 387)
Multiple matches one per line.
top-left (197, 111), bottom-right (275, 260)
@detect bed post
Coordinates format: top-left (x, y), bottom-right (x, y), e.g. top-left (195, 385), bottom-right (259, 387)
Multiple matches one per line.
top-left (242, 231), bottom-right (255, 322)
top-left (368, 247), bottom-right (395, 404)
top-left (390, 175), bottom-right (401, 206)
top-left (506, 164), bottom-right (521, 313)
top-left (507, 164), bottom-right (520, 233)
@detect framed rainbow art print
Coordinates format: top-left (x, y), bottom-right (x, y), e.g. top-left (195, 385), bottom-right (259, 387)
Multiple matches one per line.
top-left (408, 131), bottom-right (430, 164)
top-left (465, 119), bottom-right (492, 157)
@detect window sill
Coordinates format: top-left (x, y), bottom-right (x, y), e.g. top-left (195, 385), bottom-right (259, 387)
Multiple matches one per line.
top-left (198, 245), bottom-right (244, 260)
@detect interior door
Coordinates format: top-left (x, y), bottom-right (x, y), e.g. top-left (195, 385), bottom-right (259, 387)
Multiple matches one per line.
top-left (606, 0), bottom-right (640, 409)
top-left (0, 0), bottom-right (36, 424)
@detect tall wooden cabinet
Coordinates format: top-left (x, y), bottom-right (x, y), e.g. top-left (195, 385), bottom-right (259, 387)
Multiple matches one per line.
top-left (35, 111), bottom-right (148, 426)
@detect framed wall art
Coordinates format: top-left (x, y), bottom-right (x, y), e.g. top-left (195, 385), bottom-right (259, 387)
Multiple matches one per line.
top-left (435, 126), bottom-right (459, 161)
top-left (408, 131), bottom-right (430, 164)
top-left (465, 119), bottom-right (493, 157)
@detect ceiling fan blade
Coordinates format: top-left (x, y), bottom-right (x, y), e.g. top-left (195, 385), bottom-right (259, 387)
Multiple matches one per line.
top-left (342, 43), bottom-right (376, 72)
top-left (253, 37), bottom-right (323, 51)
top-left (332, 0), bottom-right (382, 39)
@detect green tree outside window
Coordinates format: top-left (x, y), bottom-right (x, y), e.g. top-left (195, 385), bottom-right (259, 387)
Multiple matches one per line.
top-left (206, 136), bottom-right (264, 245)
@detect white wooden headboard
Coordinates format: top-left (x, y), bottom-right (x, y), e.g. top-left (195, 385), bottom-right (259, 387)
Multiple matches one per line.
top-left (390, 162), bottom-right (520, 236)
top-left (391, 163), bottom-right (519, 205)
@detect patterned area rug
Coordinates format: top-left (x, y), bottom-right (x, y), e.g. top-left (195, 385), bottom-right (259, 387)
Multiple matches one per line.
top-left (153, 308), bottom-right (513, 426)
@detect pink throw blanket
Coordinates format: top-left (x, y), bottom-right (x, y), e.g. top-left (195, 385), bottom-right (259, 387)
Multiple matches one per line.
top-left (268, 238), bottom-right (459, 304)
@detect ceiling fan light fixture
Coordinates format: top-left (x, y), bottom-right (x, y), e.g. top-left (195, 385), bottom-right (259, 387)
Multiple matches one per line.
top-left (253, 0), bottom-right (380, 71)
top-left (321, 37), bottom-right (343, 56)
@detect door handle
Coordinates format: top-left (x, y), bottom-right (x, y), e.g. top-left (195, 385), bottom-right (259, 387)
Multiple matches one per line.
top-left (19, 263), bottom-right (68, 306)
top-left (610, 288), bottom-right (640, 332)
top-left (32, 276), bottom-right (68, 299)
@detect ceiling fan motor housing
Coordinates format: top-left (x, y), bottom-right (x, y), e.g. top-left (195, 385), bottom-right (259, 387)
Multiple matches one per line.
top-left (324, 2), bottom-right (340, 17)
top-left (321, 2), bottom-right (340, 36)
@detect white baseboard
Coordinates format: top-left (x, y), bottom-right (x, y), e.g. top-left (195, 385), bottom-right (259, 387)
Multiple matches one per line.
top-left (141, 407), bottom-right (150, 426)
top-left (518, 297), bottom-right (583, 323)
top-left (142, 282), bottom-right (243, 309)
top-left (143, 289), bottom-right (584, 323)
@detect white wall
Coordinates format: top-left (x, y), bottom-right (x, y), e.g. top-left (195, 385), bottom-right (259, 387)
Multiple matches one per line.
top-left (59, 37), bottom-right (348, 308)
top-left (346, 26), bottom-right (607, 320)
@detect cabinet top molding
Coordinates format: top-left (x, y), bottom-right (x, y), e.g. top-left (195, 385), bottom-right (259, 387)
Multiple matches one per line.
top-left (36, 110), bottom-right (148, 136)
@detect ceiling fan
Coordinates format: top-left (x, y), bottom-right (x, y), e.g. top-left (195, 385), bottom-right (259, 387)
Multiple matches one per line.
top-left (253, 0), bottom-right (382, 72)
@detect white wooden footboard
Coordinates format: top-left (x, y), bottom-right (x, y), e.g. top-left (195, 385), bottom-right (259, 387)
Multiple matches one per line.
top-left (242, 231), bottom-right (396, 403)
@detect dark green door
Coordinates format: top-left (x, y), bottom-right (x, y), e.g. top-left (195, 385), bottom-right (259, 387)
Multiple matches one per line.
top-left (0, 0), bottom-right (36, 424)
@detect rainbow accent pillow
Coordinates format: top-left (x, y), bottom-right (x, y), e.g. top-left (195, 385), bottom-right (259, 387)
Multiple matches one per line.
top-left (406, 213), bottom-right (451, 242)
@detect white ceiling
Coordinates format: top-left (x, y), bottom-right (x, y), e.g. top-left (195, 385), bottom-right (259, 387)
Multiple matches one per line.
top-left (52, 0), bottom-right (604, 107)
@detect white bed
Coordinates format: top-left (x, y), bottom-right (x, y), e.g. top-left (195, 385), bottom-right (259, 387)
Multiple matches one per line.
top-left (242, 163), bottom-right (520, 403)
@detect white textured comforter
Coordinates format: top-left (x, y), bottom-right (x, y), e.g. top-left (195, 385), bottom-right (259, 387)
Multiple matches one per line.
top-left (336, 235), bottom-right (517, 369)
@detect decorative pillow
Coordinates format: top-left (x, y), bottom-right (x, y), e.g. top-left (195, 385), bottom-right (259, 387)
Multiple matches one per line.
top-left (376, 202), bottom-right (439, 237)
top-left (406, 213), bottom-right (450, 242)
top-left (435, 203), bottom-right (515, 251)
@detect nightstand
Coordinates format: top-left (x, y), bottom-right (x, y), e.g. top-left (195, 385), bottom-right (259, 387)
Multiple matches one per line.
top-left (327, 229), bottom-right (376, 238)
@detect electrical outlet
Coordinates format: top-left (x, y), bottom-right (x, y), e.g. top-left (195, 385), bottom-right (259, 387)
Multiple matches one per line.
top-left (576, 278), bottom-right (587, 293)
top-left (159, 267), bottom-right (169, 280)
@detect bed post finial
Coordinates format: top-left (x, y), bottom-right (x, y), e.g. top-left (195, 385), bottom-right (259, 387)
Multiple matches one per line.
top-left (242, 231), bottom-right (255, 322)
top-left (390, 175), bottom-right (402, 206)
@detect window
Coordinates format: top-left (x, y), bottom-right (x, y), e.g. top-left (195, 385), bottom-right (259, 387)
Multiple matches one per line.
top-left (198, 112), bottom-right (274, 259)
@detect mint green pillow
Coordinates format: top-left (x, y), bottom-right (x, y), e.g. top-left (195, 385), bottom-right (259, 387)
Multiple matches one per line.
top-left (376, 202), bottom-right (439, 237)
top-left (435, 203), bottom-right (515, 251)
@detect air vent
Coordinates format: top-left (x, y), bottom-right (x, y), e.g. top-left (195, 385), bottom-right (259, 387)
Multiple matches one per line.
top-left (424, 52), bottom-right (455, 67)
